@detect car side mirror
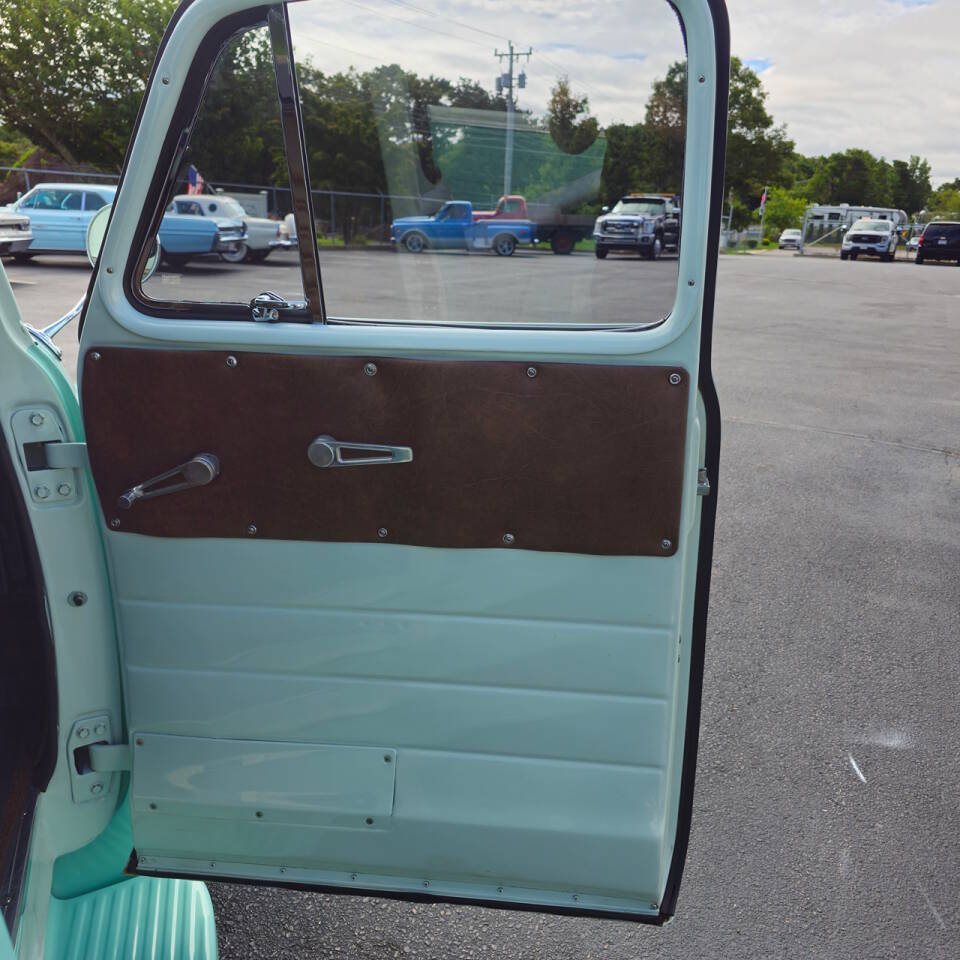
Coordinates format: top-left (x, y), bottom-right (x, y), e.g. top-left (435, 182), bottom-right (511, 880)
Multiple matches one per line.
top-left (86, 203), bottom-right (160, 281)
top-left (601, 206), bottom-right (609, 214)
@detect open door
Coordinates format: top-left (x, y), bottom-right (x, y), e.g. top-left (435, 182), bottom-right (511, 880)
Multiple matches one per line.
top-left (76, 0), bottom-right (728, 921)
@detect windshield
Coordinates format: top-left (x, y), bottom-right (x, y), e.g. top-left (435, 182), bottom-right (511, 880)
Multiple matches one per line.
top-left (611, 199), bottom-right (666, 216)
top-left (216, 198), bottom-right (247, 218)
top-left (851, 219), bottom-right (891, 232)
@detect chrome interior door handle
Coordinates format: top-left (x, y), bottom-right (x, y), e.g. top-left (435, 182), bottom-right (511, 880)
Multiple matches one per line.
top-left (118, 453), bottom-right (220, 509)
top-left (307, 435), bottom-right (413, 468)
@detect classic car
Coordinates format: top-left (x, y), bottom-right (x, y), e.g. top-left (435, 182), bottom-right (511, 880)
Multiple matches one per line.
top-left (6, 183), bottom-right (247, 266)
top-left (391, 201), bottom-right (536, 255)
top-left (171, 194), bottom-right (295, 262)
top-left (0, 0), bottom-right (728, 955)
top-left (0, 211), bottom-right (32, 257)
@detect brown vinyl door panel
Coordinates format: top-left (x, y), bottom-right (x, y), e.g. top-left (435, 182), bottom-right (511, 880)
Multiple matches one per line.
top-left (81, 347), bottom-right (688, 556)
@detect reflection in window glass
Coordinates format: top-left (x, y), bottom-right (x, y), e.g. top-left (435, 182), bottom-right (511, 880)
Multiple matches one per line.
top-left (141, 23), bottom-right (303, 306)
top-left (288, 0), bottom-right (686, 325)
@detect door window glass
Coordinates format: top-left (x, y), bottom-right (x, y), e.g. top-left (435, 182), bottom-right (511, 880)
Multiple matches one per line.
top-left (140, 21), bottom-right (303, 306)
top-left (287, 0), bottom-right (687, 326)
top-left (83, 192), bottom-right (111, 211)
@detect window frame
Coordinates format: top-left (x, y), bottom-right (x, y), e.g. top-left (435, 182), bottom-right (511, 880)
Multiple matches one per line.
top-left (107, 0), bottom-right (722, 353)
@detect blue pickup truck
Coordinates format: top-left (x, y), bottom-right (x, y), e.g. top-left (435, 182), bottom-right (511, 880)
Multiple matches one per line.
top-left (391, 201), bottom-right (535, 256)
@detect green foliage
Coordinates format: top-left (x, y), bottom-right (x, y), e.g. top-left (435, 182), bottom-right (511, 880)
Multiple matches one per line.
top-left (0, 0), bottom-right (177, 167)
top-left (0, 122), bottom-right (35, 168)
top-left (762, 187), bottom-right (808, 237)
top-left (547, 78), bottom-right (599, 155)
top-left (928, 187), bottom-right (960, 214)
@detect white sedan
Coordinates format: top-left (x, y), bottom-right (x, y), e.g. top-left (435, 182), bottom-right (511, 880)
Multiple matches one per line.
top-left (778, 228), bottom-right (802, 249)
top-left (171, 194), bottom-right (295, 262)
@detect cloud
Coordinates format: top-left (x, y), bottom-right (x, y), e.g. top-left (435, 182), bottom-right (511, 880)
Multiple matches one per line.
top-left (287, 0), bottom-right (959, 182)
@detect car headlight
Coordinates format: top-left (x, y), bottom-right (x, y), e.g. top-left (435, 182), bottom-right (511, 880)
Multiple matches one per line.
top-left (642, 220), bottom-right (655, 234)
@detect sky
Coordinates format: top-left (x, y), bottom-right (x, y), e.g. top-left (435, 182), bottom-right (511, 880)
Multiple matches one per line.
top-left (286, 0), bottom-right (960, 184)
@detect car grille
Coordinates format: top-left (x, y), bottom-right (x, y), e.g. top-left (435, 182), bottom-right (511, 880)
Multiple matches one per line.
top-left (851, 234), bottom-right (883, 244)
top-left (605, 221), bottom-right (637, 234)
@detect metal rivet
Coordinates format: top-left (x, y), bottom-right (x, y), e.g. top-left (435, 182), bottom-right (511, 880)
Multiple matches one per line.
top-left (660, 538), bottom-right (673, 551)
top-left (90, 351), bottom-right (101, 362)
top-left (90, 782), bottom-right (104, 795)
top-left (77, 727), bottom-right (90, 740)
top-left (377, 527), bottom-right (388, 539)
top-left (687, 279), bottom-right (695, 286)
top-left (497, 886), bottom-right (504, 894)
top-left (423, 880), bottom-right (430, 888)
top-left (698, 75), bottom-right (705, 83)
top-left (384, 754), bottom-right (392, 763)
top-left (363, 362), bottom-right (378, 377)
top-left (255, 810), bottom-right (264, 818)
top-left (246, 523), bottom-right (257, 536)
top-left (526, 366), bottom-right (537, 378)
top-left (35, 485), bottom-right (50, 500)
top-left (650, 902), bottom-right (659, 910)
top-left (502, 533), bottom-right (515, 545)
top-left (209, 862), bottom-right (216, 869)
top-left (139, 856), bottom-right (148, 865)
top-left (365, 817), bottom-right (374, 825)
top-left (29, 412), bottom-right (44, 426)
top-left (351, 873), bottom-right (358, 881)
top-left (57, 482), bottom-right (72, 496)
top-left (572, 894), bottom-right (579, 902)
top-left (669, 372), bottom-right (682, 385)
top-left (135, 737), bottom-right (144, 747)
top-left (161, 76), bottom-right (170, 85)
top-left (279, 866), bottom-right (287, 874)
top-left (68, 591), bottom-right (87, 607)
top-left (225, 355), bottom-right (238, 368)
top-left (149, 802), bottom-right (157, 811)
top-left (105, 267), bottom-right (113, 274)
top-left (109, 518), bottom-right (120, 529)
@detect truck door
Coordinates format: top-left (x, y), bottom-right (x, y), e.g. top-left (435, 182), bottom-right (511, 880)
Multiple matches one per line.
top-left (75, 0), bottom-right (729, 922)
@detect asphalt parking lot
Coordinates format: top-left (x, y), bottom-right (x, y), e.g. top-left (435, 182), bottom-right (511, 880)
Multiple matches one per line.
top-left (5, 250), bottom-right (959, 958)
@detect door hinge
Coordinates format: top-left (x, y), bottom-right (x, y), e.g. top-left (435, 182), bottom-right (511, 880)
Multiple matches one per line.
top-left (696, 467), bottom-right (711, 496)
top-left (68, 714), bottom-right (127, 803)
top-left (12, 407), bottom-right (88, 506)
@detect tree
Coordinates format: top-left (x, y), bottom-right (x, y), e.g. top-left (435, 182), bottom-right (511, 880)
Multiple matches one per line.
top-left (890, 156), bottom-right (931, 214)
top-left (0, 0), bottom-right (177, 167)
top-left (928, 187), bottom-right (960, 215)
top-left (761, 187), bottom-right (808, 237)
top-left (547, 78), bottom-right (598, 155)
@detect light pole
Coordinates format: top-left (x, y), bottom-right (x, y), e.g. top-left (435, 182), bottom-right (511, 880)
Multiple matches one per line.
top-left (495, 43), bottom-right (531, 197)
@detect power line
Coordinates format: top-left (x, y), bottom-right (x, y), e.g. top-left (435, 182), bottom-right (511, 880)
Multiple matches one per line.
top-left (335, 0), bottom-right (491, 49)
top-left (379, 0), bottom-right (509, 42)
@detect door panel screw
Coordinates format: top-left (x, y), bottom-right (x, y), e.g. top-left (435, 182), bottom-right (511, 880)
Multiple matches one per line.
top-left (77, 727), bottom-right (90, 739)
top-left (363, 362), bottom-right (378, 377)
top-left (225, 355), bottom-right (238, 367)
top-left (669, 372), bottom-right (682, 385)
top-left (30, 412), bottom-right (44, 426)
top-left (35, 485), bottom-right (50, 499)
top-left (94, 724), bottom-right (106, 736)
top-left (58, 483), bottom-right (72, 496)
top-left (246, 523), bottom-right (257, 535)
top-left (660, 538), bottom-right (673, 551)
top-left (110, 518), bottom-right (120, 529)
top-left (526, 366), bottom-right (537, 378)
top-left (377, 527), bottom-right (388, 538)
top-left (502, 533), bottom-right (515, 545)
top-left (68, 591), bottom-right (87, 607)
top-left (90, 782), bottom-right (104, 794)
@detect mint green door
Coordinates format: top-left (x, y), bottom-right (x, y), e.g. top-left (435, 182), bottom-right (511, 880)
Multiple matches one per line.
top-left (76, 0), bottom-right (729, 922)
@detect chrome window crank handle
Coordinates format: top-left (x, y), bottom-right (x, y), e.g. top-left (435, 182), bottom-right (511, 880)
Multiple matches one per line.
top-left (118, 453), bottom-right (220, 509)
top-left (307, 435), bottom-right (413, 468)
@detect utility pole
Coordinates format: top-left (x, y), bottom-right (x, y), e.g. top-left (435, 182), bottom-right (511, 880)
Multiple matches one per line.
top-left (495, 42), bottom-right (531, 197)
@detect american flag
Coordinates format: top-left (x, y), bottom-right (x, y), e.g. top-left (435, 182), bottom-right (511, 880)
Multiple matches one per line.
top-left (187, 164), bottom-right (205, 195)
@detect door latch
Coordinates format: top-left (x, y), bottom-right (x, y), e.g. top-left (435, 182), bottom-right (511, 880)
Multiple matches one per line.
top-left (307, 435), bottom-right (413, 468)
top-left (251, 291), bottom-right (308, 321)
top-left (697, 467), bottom-right (711, 496)
top-left (118, 453), bottom-right (219, 509)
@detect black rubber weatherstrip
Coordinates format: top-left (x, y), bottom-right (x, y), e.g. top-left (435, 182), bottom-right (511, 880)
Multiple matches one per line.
top-left (659, 0), bottom-right (730, 921)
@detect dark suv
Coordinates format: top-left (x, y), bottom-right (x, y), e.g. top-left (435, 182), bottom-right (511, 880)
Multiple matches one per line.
top-left (916, 222), bottom-right (960, 265)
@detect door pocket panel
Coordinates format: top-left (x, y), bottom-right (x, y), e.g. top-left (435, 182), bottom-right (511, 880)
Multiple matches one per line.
top-left (132, 735), bottom-right (396, 828)
top-left (82, 349), bottom-right (688, 556)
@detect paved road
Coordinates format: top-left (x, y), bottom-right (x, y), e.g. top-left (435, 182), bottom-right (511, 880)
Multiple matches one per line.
top-left (5, 251), bottom-right (959, 958)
